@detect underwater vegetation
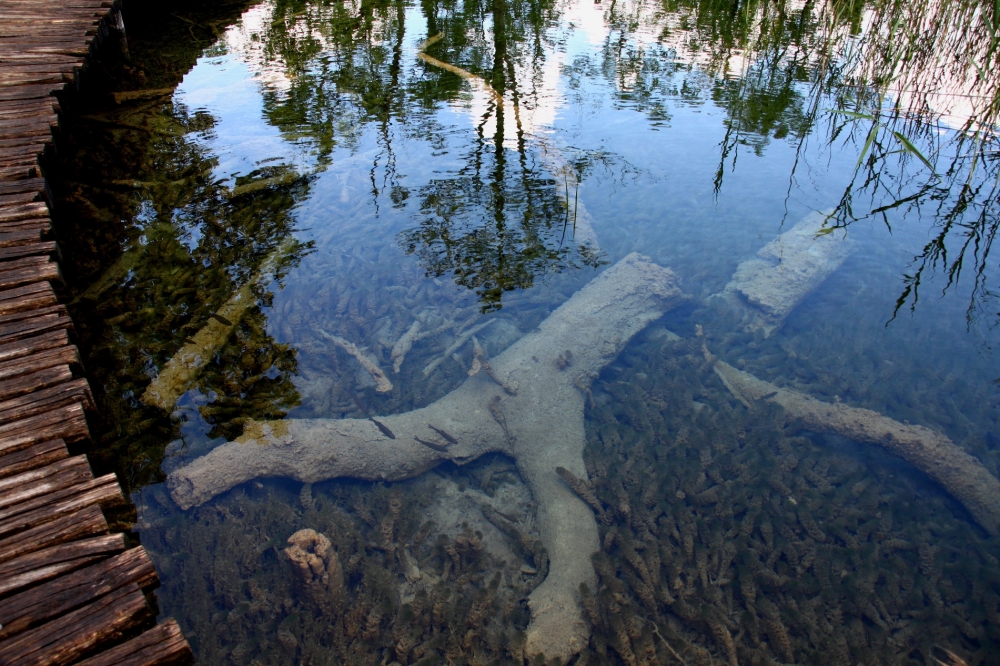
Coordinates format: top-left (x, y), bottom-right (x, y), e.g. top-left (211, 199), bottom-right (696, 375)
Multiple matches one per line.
top-left (139, 457), bottom-right (545, 666)
top-left (572, 331), bottom-right (1000, 665)
top-left (139, 320), bottom-right (1000, 666)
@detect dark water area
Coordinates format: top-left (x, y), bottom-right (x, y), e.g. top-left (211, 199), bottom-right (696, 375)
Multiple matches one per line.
top-left (48, 0), bottom-right (1000, 663)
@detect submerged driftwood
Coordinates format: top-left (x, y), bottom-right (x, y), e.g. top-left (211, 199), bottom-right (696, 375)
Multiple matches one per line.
top-left (720, 210), bottom-right (854, 336)
top-left (168, 253), bottom-right (685, 661)
top-left (714, 360), bottom-right (1000, 536)
top-left (143, 238), bottom-right (297, 411)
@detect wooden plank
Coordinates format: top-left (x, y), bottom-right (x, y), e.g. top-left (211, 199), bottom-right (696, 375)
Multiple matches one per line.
top-left (0, 328), bottom-right (69, 362)
top-left (0, 378), bottom-right (93, 423)
top-left (74, 619), bottom-right (194, 666)
top-left (0, 344), bottom-right (79, 380)
top-left (0, 455), bottom-right (92, 511)
top-left (0, 179), bottom-right (46, 196)
top-left (0, 473), bottom-right (122, 538)
top-left (0, 547), bottom-right (157, 640)
top-left (0, 230), bottom-right (43, 249)
top-left (0, 284), bottom-right (59, 317)
top-left (0, 312), bottom-right (73, 346)
top-left (0, 502), bottom-right (104, 562)
top-left (0, 582), bottom-right (151, 666)
top-left (0, 533), bottom-right (126, 597)
top-left (0, 401), bottom-right (90, 454)
top-left (0, 438), bottom-right (69, 480)
top-left (0, 364), bottom-right (74, 404)
top-left (0, 241), bottom-right (59, 261)
top-left (0, 259), bottom-right (61, 290)
top-left (0, 202), bottom-right (47, 223)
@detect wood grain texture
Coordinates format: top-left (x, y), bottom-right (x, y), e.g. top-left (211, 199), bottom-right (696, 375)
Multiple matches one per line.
top-left (74, 619), bottom-right (195, 666)
top-left (0, 546), bottom-right (157, 639)
top-left (0, 582), bottom-right (151, 666)
top-left (0, 438), bottom-right (69, 479)
top-left (0, 502), bottom-right (105, 562)
top-left (0, 0), bottom-right (191, 661)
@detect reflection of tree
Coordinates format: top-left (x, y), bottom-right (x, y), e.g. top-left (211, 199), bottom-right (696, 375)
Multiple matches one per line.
top-left (597, 0), bottom-right (1000, 333)
top-left (244, 0), bottom-right (606, 310)
top-left (51, 97), bottom-right (309, 492)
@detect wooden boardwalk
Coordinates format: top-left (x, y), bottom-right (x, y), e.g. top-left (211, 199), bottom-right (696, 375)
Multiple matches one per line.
top-left (0, 1), bottom-right (193, 664)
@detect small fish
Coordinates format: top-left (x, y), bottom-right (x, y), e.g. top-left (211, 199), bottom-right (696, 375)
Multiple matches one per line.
top-left (414, 436), bottom-right (448, 452)
top-left (209, 312), bottom-right (233, 326)
top-left (757, 391), bottom-right (778, 401)
top-left (183, 337), bottom-right (197, 345)
top-left (370, 417), bottom-right (395, 439)
top-left (427, 424), bottom-right (458, 445)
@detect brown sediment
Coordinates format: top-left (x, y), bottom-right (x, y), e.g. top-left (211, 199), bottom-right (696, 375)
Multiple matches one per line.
top-left (713, 360), bottom-right (1000, 536)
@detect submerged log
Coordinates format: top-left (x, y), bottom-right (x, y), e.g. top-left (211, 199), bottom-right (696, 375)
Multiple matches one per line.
top-left (142, 237), bottom-right (297, 411)
top-left (714, 360), bottom-right (1000, 536)
top-left (168, 253), bottom-right (685, 662)
top-left (718, 210), bottom-right (854, 336)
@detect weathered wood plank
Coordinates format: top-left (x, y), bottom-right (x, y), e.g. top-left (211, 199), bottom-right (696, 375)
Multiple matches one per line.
top-left (0, 438), bottom-right (69, 480)
top-left (0, 241), bottom-right (59, 261)
top-left (0, 259), bottom-right (61, 290)
top-left (0, 378), bottom-right (93, 423)
top-left (0, 582), bottom-right (151, 666)
top-left (0, 229), bottom-right (43, 249)
top-left (0, 455), bottom-right (92, 511)
top-left (0, 502), bottom-right (104, 562)
top-left (0, 547), bottom-right (157, 640)
top-left (0, 179), bottom-right (46, 196)
top-left (0, 202), bottom-right (47, 223)
top-left (0, 401), bottom-right (90, 454)
top-left (0, 473), bottom-right (122, 539)
top-left (74, 619), bottom-right (194, 666)
top-left (0, 282), bottom-right (58, 316)
top-left (0, 306), bottom-right (72, 342)
top-left (0, 364), bottom-right (74, 404)
top-left (0, 533), bottom-right (126, 596)
top-left (0, 339), bottom-right (77, 375)
top-left (0, 327), bottom-right (69, 362)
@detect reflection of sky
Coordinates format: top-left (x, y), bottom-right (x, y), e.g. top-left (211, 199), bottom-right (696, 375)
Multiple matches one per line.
top-left (173, 10), bottom-right (315, 182)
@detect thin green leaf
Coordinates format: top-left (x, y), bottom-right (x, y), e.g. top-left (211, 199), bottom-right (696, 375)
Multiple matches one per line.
top-left (891, 131), bottom-right (934, 171)
top-left (856, 124), bottom-right (879, 171)
top-left (828, 109), bottom-right (876, 121)
top-left (815, 226), bottom-right (836, 235)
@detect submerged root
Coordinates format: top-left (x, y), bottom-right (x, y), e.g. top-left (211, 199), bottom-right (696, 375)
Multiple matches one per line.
top-left (714, 360), bottom-right (1000, 536)
top-left (168, 253), bottom-right (686, 664)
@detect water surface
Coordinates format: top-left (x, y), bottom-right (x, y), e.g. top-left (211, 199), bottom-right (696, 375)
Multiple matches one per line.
top-left (52, 0), bottom-right (1000, 663)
